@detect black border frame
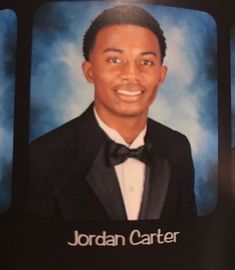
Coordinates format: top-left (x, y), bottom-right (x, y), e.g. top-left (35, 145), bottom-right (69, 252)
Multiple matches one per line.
top-left (0, 1), bottom-right (234, 269)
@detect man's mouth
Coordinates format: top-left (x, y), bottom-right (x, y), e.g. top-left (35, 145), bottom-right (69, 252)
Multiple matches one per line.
top-left (116, 89), bottom-right (143, 96)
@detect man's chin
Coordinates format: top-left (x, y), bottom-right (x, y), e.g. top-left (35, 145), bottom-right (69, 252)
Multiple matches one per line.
top-left (115, 108), bottom-right (147, 118)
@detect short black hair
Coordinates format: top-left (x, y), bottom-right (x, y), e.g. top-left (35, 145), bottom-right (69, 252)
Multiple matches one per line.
top-left (83, 5), bottom-right (167, 63)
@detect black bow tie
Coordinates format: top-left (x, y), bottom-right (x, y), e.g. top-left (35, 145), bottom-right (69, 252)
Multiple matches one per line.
top-left (107, 141), bottom-right (151, 166)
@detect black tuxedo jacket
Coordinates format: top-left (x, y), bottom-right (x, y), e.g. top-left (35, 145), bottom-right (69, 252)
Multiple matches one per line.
top-left (29, 104), bottom-right (197, 220)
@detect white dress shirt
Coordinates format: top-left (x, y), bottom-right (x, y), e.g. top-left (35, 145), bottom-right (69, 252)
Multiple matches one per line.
top-left (94, 109), bottom-right (147, 220)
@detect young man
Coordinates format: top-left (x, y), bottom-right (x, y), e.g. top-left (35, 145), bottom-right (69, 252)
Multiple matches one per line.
top-left (29, 5), bottom-right (197, 220)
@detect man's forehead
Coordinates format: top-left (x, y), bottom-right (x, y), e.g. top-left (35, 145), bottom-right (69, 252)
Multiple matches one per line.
top-left (93, 24), bottom-right (160, 51)
top-left (95, 23), bottom-right (157, 37)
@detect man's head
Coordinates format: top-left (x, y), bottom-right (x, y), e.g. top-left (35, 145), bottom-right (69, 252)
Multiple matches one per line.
top-left (83, 5), bottom-right (167, 64)
top-left (82, 5), bottom-right (167, 126)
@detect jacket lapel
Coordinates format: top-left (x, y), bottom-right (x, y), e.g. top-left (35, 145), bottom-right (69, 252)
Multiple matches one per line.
top-left (77, 105), bottom-right (127, 220)
top-left (138, 119), bottom-right (171, 220)
top-left (139, 156), bottom-right (170, 219)
top-left (86, 144), bottom-right (127, 220)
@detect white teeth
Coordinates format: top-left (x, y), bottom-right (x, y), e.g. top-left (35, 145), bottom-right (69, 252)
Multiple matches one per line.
top-left (116, 90), bottom-right (142, 96)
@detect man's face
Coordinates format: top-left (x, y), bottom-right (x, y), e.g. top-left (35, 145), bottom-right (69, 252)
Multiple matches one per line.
top-left (82, 24), bottom-right (167, 123)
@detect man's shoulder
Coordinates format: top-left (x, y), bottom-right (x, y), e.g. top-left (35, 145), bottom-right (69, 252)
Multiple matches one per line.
top-left (31, 116), bottom-right (77, 145)
top-left (29, 117), bottom-right (80, 162)
top-left (148, 118), bottom-right (188, 142)
top-left (29, 105), bottom-right (94, 152)
top-left (147, 118), bottom-right (192, 165)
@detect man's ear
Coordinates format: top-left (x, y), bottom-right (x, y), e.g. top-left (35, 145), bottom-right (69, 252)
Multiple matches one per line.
top-left (82, 61), bottom-right (94, 84)
top-left (159, 65), bottom-right (168, 87)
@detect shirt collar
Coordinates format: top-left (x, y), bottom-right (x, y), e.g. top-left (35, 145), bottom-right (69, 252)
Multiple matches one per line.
top-left (94, 107), bottom-right (146, 149)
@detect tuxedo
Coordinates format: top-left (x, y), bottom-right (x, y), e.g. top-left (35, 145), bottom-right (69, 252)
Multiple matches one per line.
top-left (29, 104), bottom-right (197, 220)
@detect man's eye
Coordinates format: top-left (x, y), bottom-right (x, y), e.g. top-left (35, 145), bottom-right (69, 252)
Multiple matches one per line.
top-left (140, 59), bottom-right (153, 66)
top-left (107, 57), bottom-right (121, 64)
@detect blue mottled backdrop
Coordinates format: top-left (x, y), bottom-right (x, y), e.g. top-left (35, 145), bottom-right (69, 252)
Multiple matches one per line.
top-left (0, 9), bottom-right (16, 213)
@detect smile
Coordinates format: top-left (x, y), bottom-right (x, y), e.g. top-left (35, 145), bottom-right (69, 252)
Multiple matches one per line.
top-left (116, 90), bottom-right (143, 96)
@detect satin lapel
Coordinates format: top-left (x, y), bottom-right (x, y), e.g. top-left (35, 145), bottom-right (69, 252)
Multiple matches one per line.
top-left (86, 144), bottom-right (127, 220)
top-left (139, 119), bottom-right (171, 220)
top-left (139, 156), bottom-right (171, 220)
top-left (74, 105), bottom-right (126, 219)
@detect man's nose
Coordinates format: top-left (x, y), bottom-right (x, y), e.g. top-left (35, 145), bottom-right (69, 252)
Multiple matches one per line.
top-left (119, 61), bottom-right (140, 82)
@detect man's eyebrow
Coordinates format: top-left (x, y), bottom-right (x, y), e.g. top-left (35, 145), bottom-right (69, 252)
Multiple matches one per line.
top-left (141, 51), bottom-right (157, 57)
top-left (103, 48), bottom-right (123, 54)
top-left (102, 49), bottom-right (158, 57)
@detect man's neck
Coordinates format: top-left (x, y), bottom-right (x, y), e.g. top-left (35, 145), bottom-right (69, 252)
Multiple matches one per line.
top-left (95, 107), bottom-right (147, 145)
top-left (110, 118), bottom-right (146, 144)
